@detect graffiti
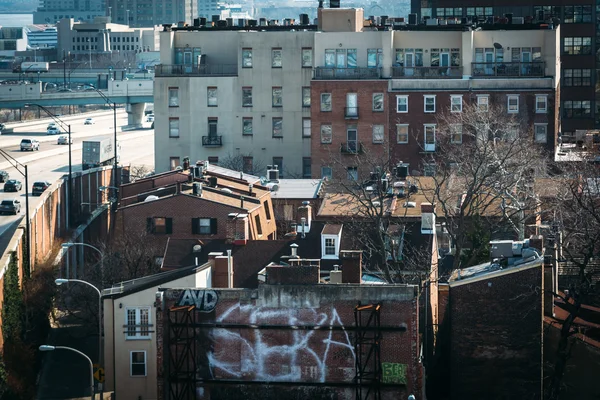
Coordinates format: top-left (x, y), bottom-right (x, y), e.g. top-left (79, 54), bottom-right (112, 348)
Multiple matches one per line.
top-left (206, 304), bottom-right (355, 383)
top-left (176, 289), bottom-right (218, 312)
top-left (381, 362), bottom-right (407, 384)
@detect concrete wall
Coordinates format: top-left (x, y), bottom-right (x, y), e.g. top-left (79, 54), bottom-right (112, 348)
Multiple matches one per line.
top-left (0, 83), bottom-right (42, 101)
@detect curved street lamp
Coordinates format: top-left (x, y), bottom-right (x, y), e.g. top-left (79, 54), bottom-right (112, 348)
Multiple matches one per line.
top-left (39, 345), bottom-right (95, 399)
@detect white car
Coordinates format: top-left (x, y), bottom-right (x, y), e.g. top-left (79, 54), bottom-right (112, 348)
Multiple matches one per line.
top-left (57, 135), bottom-right (72, 145)
top-left (47, 127), bottom-right (60, 135)
top-left (146, 114), bottom-right (154, 122)
top-left (47, 122), bottom-right (57, 130)
top-left (84, 118), bottom-right (95, 125)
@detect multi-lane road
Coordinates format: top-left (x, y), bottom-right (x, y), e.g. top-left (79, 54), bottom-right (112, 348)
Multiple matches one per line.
top-left (0, 110), bottom-right (154, 242)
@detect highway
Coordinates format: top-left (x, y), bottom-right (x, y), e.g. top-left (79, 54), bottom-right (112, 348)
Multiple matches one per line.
top-left (0, 111), bottom-right (154, 242)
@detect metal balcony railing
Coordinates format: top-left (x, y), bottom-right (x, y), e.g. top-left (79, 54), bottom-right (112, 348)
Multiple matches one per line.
top-left (202, 135), bottom-right (223, 146)
top-left (392, 66), bottom-right (462, 79)
top-left (155, 64), bottom-right (237, 77)
top-left (314, 67), bottom-right (382, 80)
top-left (345, 107), bottom-right (359, 119)
top-left (471, 62), bottom-right (545, 77)
top-left (341, 141), bottom-right (363, 154)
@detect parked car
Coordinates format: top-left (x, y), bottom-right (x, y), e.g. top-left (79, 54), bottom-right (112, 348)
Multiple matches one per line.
top-left (0, 199), bottom-right (21, 215)
top-left (47, 126), bottom-right (60, 135)
top-left (3, 179), bottom-right (22, 192)
top-left (146, 114), bottom-right (154, 122)
top-left (0, 170), bottom-right (8, 182)
top-left (57, 135), bottom-right (72, 145)
top-left (32, 181), bottom-right (51, 196)
top-left (20, 138), bottom-right (39, 151)
top-left (84, 118), bottom-right (95, 125)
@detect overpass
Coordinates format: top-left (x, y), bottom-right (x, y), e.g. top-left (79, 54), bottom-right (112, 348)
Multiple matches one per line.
top-left (0, 79), bottom-right (154, 126)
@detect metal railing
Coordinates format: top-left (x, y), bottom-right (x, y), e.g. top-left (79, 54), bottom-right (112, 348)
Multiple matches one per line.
top-left (314, 67), bottom-right (382, 80)
top-left (202, 135), bottom-right (223, 146)
top-left (471, 62), bottom-right (545, 77)
top-left (392, 66), bottom-right (462, 79)
top-left (341, 141), bottom-right (363, 154)
top-left (155, 64), bottom-right (237, 77)
top-left (345, 107), bottom-right (359, 119)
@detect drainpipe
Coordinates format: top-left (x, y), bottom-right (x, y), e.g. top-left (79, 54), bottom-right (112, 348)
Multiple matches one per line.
top-left (227, 249), bottom-right (232, 288)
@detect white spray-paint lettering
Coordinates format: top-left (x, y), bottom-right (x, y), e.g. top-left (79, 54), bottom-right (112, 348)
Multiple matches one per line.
top-left (177, 289), bottom-right (218, 312)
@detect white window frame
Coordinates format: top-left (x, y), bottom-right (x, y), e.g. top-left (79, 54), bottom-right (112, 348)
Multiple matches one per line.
top-left (450, 124), bottom-right (463, 144)
top-left (207, 87), bottom-right (217, 107)
top-left (322, 234), bottom-right (341, 258)
top-left (302, 87), bottom-right (311, 107)
top-left (507, 95), bottom-right (519, 113)
top-left (169, 118), bottom-right (179, 138)
top-left (302, 119), bottom-right (311, 138)
top-left (372, 125), bottom-right (384, 144)
top-left (373, 93), bottom-right (384, 111)
top-left (125, 307), bottom-right (151, 340)
top-left (320, 124), bottom-right (332, 143)
top-left (477, 95), bottom-right (489, 112)
top-left (271, 48), bottom-right (282, 68)
top-left (396, 95), bottom-right (408, 113)
top-left (198, 218), bottom-right (211, 234)
top-left (424, 124), bottom-right (436, 152)
top-left (130, 351), bottom-right (147, 377)
top-left (535, 95), bottom-right (548, 113)
top-left (424, 95), bottom-right (436, 113)
top-left (450, 95), bottom-right (463, 113)
top-left (534, 123), bottom-right (548, 143)
top-left (301, 48), bottom-right (313, 67)
top-left (321, 93), bottom-right (332, 112)
top-left (242, 48), bottom-right (252, 68)
top-left (168, 87), bottom-right (179, 107)
top-left (397, 124), bottom-right (409, 144)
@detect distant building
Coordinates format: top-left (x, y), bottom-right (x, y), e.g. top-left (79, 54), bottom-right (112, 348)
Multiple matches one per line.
top-left (33, 0), bottom-right (106, 24)
top-left (0, 27), bottom-right (28, 58)
top-left (106, 0), bottom-right (196, 28)
top-left (26, 25), bottom-right (58, 49)
top-left (199, 0), bottom-right (219, 19)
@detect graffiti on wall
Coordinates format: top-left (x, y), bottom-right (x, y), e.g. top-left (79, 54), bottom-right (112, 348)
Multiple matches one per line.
top-left (206, 304), bottom-right (355, 382)
top-left (382, 362), bottom-right (407, 384)
top-left (176, 289), bottom-right (218, 312)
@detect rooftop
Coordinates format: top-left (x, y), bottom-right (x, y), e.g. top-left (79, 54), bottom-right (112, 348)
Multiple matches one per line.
top-left (268, 178), bottom-right (324, 199)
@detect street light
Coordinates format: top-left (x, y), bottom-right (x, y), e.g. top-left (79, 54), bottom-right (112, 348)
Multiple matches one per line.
top-left (39, 345), bottom-right (95, 399)
top-left (25, 103), bottom-right (72, 228)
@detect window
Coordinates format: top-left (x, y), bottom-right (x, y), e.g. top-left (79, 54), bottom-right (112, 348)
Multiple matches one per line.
top-left (534, 124), bottom-right (547, 143)
top-left (208, 118), bottom-right (218, 136)
top-left (272, 118), bottom-right (283, 137)
top-left (367, 48), bottom-right (383, 68)
top-left (242, 87), bottom-right (252, 107)
top-left (242, 48), bottom-right (252, 67)
top-left (346, 93), bottom-right (358, 117)
top-left (533, 5), bottom-right (561, 20)
top-left (507, 95), bottom-right (519, 113)
top-left (477, 95), bottom-right (489, 112)
top-left (147, 217), bottom-right (172, 234)
top-left (373, 93), bottom-right (384, 111)
top-left (243, 156), bottom-right (253, 173)
top-left (450, 124), bottom-right (462, 144)
top-left (320, 124), bottom-right (332, 143)
top-left (302, 87), bottom-right (311, 107)
top-left (302, 157), bottom-right (311, 178)
top-left (562, 101), bottom-right (591, 118)
top-left (424, 95), bottom-right (436, 113)
top-left (563, 37), bottom-right (592, 55)
top-left (303, 118), bottom-right (311, 138)
top-left (325, 238), bottom-right (336, 255)
top-left (564, 5), bottom-right (592, 23)
top-left (272, 48), bottom-right (282, 67)
top-left (423, 163), bottom-right (436, 177)
top-left (302, 48), bottom-right (312, 67)
top-left (450, 95), bottom-right (462, 113)
top-left (168, 87), bottom-right (179, 107)
top-left (191, 218), bottom-right (217, 234)
top-left (126, 307), bottom-right (151, 339)
top-left (207, 87), bottom-right (217, 107)
top-left (272, 157), bottom-right (283, 176)
top-left (242, 117), bottom-right (253, 135)
top-left (169, 157), bottom-right (180, 170)
top-left (208, 156), bottom-right (219, 165)
top-left (397, 124), bottom-right (409, 144)
top-left (255, 214), bottom-right (263, 235)
top-left (563, 69), bottom-right (592, 86)
top-left (372, 125), bottom-right (384, 144)
top-left (536, 95), bottom-right (547, 113)
top-left (424, 124), bottom-right (436, 152)
top-left (396, 96), bottom-right (408, 113)
top-left (272, 87), bottom-right (282, 107)
top-left (169, 118), bottom-right (179, 138)
top-left (130, 351), bottom-right (147, 377)
top-left (325, 49), bottom-right (335, 67)
top-left (263, 200), bottom-right (272, 220)
top-left (321, 93), bottom-right (332, 111)
top-left (347, 167), bottom-right (358, 181)
top-left (321, 166), bottom-right (332, 180)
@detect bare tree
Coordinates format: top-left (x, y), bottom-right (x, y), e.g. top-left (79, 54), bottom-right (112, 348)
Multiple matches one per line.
top-left (219, 152), bottom-right (266, 176)
top-left (128, 164), bottom-right (154, 182)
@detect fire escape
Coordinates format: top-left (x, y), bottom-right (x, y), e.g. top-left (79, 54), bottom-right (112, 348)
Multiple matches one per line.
top-left (167, 305), bottom-right (199, 400)
top-left (354, 302), bottom-right (382, 400)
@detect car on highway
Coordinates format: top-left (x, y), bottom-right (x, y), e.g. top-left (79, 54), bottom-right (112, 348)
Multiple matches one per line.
top-left (57, 135), bottom-right (72, 145)
top-left (47, 122), bottom-right (57, 130)
top-left (3, 179), bottom-right (22, 192)
top-left (20, 138), bottom-right (40, 151)
top-left (0, 199), bottom-right (21, 215)
top-left (84, 117), bottom-right (95, 125)
top-left (32, 181), bottom-right (51, 196)
top-left (47, 126), bottom-right (60, 135)
top-left (146, 114), bottom-right (154, 122)
top-left (0, 170), bottom-right (8, 182)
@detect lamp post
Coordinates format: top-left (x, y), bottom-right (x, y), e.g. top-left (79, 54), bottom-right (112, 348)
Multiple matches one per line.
top-left (99, 185), bottom-right (119, 203)
top-left (25, 104), bottom-right (72, 227)
top-left (39, 345), bottom-right (95, 399)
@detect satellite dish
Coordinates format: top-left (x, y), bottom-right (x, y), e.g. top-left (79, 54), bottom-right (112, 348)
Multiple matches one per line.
top-left (144, 195), bottom-right (159, 202)
top-left (493, 42), bottom-right (503, 49)
top-left (192, 244), bottom-right (202, 253)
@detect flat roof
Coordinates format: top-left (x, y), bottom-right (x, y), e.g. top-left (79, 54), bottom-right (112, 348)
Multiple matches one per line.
top-left (269, 179), bottom-right (323, 199)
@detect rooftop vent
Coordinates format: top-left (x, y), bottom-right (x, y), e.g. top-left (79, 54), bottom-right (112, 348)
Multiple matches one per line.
top-left (144, 195), bottom-right (159, 202)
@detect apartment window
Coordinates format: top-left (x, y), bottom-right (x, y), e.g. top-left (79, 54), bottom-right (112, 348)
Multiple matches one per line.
top-left (563, 69), bottom-right (591, 86)
top-left (367, 48), bottom-right (383, 68)
top-left (302, 87), bottom-right (311, 107)
top-left (242, 48), bottom-right (252, 67)
top-left (130, 351), bottom-right (147, 377)
top-left (147, 217), bottom-right (172, 234)
top-left (207, 87), bottom-right (217, 106)
top-left (263, 200), bottom-right (272, 220)
top-left (255, 214), bottom-right (263, 235)
top-left (321, 93), bottom-right (332, 112)
top-left (302, 48), bottom-right (313, 67)
top-left (536, 95), bottom-right (548, 113)
top-left (242, 87), bottom-right (252, 107)
top-left (507, 95), bottom-right (519, 113)
top-left (450, 124), bottom-right (463, 144)
top-left (325, 49), bottom-right (335, 67)
top-left (424, 95), bottom-right (436, 113)
top-left (397, 124), bottom-right (409, 144)
top-left (271, 48), bottom-right (282, 68)
top-left (242, 117), bottom-right (253, 135)
top-left (208, 156), bottom-right (219, 165)
top-left (303, 118), bottom-right (311, 138)
top-left (325, 238), bottom-right (336, 255)
top-left (168, 87), bottom-right (179, 107)
top-left (373, 93), bottom-right (384, 112)
top-left (533, 5), bottom-right (561, 19)
top-left (243, 156), bottom-right (253, 173)
top-left (272, 87), bottom-right (283, 107)
top-left (477, 95), bottom-right (489, 112)
top-left (423, 163), bottom-right (436, 177)
top-left (272, 118), bottom-right (283, 137)
top-left (169, 157), bottom-right (180, 170)
top-left (372, 125), bottom-right (384, 144)
top-left (126, 307), bottom-right (151, 339)
top-left (563, 37), bottom-right (592, 55)
top-left (272, 157), bottom-right (283, 175)
top-left (192, 218), bottom-right (217, 234)
top-left (395, 95), bottom-right (409, 114)
top-left (424, 124), bottom-right (436, 152)
top-left (302, 157), bottom-right (311, 178)
top-left (320, 124), bottom-right (332, 143)
top-left (450, 95), bottom-right (462, 112)
top-left (564, 5), bottom-right (592, 23)
top-left (562, 101), bottom-right (591, 118)
top-left (346, 93), bottom-right (358, 117)
top-left (321, 166), bottom-right (332, 180)
top-left (169, 118), bottom-right (179, 138)
top-left (347, 167), bottom-right (358, 181)
top-left (208, 118), bottom-right (218, 136)
top-left (534, 124), bottom-right (548, 143)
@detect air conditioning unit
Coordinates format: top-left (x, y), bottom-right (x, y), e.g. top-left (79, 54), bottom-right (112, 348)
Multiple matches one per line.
top-left (426, 18), bottom-right (439, 26)
top-left (267, 166), bottom-right (280, 182)
top-left (192, 182), bottom-right (202, 196)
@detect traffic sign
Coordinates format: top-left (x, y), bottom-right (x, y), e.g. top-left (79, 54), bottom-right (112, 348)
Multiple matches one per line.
top-left (94, 367), bottom-right (105, 383)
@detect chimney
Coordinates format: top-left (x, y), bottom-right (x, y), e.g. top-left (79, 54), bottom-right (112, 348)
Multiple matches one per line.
top-left (249, 183), bottom-right (253, 196)
top-left (330, 265), bottom-right (342, 284)
top-left (193, 182), bottom-right (202, 197)
top-left (213, 254), bottom-right (233, 288)
top-left (341, 250), bottom-right (362, 283)
top-left (240, 195), bottom-right (245, 209)
top-left (227, 213), bottom-right (248, 245)
top-left (297, 201), bottom-right (312, 236)
top-left (421, 202), bottom-right (435, 234)
top-left (290, 243), bottom-right (299, 257)
top-left (266, 259), bottom-right (320, 284)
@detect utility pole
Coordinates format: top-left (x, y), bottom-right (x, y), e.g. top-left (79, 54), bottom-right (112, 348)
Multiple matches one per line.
top-left (63, 49), bottom-right (66, 89)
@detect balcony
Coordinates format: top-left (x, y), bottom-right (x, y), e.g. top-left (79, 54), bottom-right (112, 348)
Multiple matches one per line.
top-left (341, 141), bottom-right (364, 154)
top-left (202, 135), bottom-right (223, 147)
top-left (155, 64), bottom-right (237, 77)
top-left (392, 66), bottom-right (462, 79)
top-left (471, 62), bottom-right (545, 78)
top-left (314, 67), bottom-right (382, 80)
top-left (345, 107), bottom-right (359, 119)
